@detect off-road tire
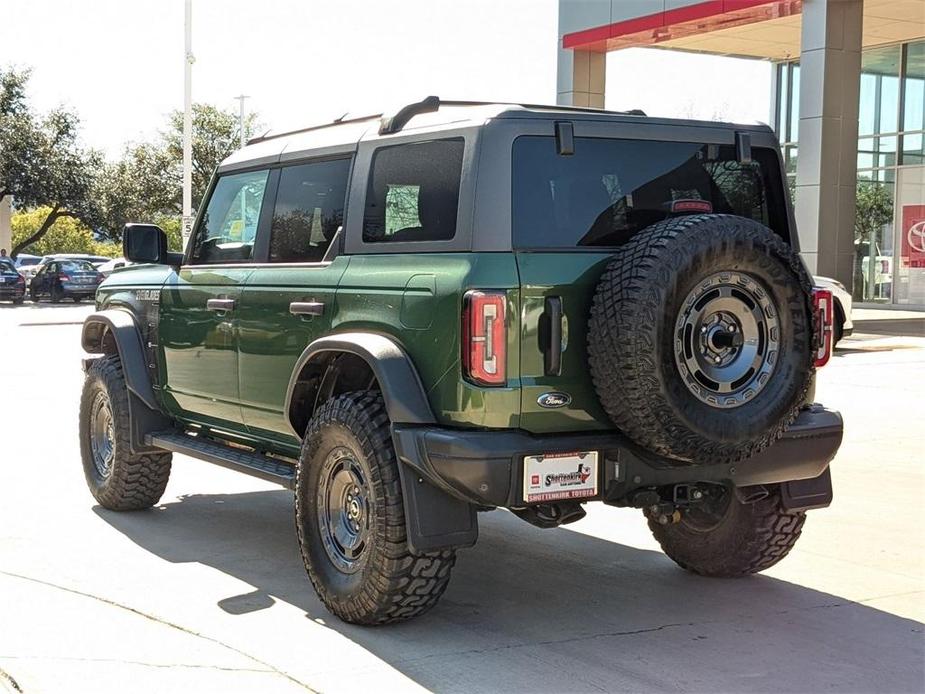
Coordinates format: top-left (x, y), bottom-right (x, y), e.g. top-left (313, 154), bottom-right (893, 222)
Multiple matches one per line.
top-left (588, 214), bottom-right (814, 465)
top-left (648, 487), bottom-right (806, 576)
top-left (295, 391), bottom-right (456, 625)
top-left (79, 355), bottom-right (172, 510)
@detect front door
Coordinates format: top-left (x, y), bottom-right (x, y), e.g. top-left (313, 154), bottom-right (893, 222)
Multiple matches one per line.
top-left (159, 167), bottom-right (272, 429)
top-left (237, 157), bottom-right (353, 443)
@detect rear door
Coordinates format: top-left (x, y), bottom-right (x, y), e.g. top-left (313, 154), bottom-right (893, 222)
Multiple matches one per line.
top-left (512, 123), bottom-right (789, 433)
top-left (158, 167), bottom-right (272, 429)
top-left (236, 156), bottom-right (352, 443)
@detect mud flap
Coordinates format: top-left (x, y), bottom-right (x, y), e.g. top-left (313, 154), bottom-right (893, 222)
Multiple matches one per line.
top-left (780, 467), bottom-right (833, 511)
top-left (396, 461), bottom-right (478, 553)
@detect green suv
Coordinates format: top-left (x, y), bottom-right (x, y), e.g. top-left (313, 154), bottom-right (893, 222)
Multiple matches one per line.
top-left (79, 98), bottom-right (843, 625)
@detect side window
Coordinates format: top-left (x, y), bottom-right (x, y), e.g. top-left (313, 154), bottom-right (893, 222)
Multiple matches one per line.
top-left (363, 138), bottom-right (464, 243)
top-left (191, 169), bottom-right (270, 264)
top-left (269, 158), bottom-right (350, 263)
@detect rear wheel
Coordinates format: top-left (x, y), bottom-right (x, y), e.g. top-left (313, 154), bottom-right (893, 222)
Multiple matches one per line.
top-left (295, 391), bottom-right (456, 624)
top-left (647, 485), bottom-right (805, 576)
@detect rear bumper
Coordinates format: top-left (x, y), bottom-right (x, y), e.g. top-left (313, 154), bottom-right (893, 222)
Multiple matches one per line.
top-left (0, 288), bottom-right (24, 299)
top-left (393, 404), bottom-right (843, 509)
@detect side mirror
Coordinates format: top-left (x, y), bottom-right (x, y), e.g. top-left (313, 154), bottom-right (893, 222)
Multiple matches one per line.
top-left (123, 223), bottom-right (183, 266)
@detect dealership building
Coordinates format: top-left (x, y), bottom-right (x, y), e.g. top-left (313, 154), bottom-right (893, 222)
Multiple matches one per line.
top-left (557, 0), bottom-right (925, 306)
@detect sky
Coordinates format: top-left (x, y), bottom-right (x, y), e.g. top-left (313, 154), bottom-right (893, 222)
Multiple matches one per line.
top-left (1, 0), bottom-right (772, 159)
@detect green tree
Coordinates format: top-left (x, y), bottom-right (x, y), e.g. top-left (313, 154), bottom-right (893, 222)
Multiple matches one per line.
top-left (165, 104), bottom-right (259, 211)
top-left (98, 103), bottom-right (258, 240)
top-left (853, 180), bottom-right (894, 299)
top-left (0, 67), bottom-right (103, 257)
top-left (12, 206), bottom-right (94, 255)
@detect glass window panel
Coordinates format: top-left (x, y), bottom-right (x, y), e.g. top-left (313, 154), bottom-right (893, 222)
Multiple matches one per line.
top-left (859, 73), bottom-right (877, 136)
top-left (902, 132), bottom-right (924, 166)
top-left (902, 42), bottom-right (925, 133)
top-left (269, 159), bottom-right (350, 263)
top-left (363, 139), bottom-right (464, 243)
top-left (778, 63), bottom-right (790, 143)
top-left (860, 45), bottom-right (901, 136)
top-left (893, 165), bottom-right (925, 305)
top-left (785, 145), bottom-right (798, 175)
top-left (191, 169), bottom-right (269, 264)
top-left (853, 181), bottom-right (895, 303)
top-left (511, 137), bottom-right (788, 248)
top-left (877, 136), bottom-right (897, 168)
top-left (858, 137), bottom-right (876, 169)
top-left (788, 64), bottom-right (800, 142)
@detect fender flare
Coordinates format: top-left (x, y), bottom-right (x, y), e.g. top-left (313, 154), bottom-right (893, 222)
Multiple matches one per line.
top-left (81, 310), bottom-right (159, 411)
top-left (285, 332), bottom-right (436, 434)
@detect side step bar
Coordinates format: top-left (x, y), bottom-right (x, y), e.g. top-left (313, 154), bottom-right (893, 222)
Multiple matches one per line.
top-left (147, 432), bottom-right (295, 489)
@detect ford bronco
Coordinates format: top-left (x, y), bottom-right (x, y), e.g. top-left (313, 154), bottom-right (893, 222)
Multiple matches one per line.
top-left (79, 98), bottom-right (843, 625)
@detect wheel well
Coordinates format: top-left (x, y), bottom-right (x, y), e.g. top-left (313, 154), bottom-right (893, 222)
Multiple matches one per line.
top-left (83, 321), bottom-right (119, 356)
top-left (288, 352), bottom-right (379, 437)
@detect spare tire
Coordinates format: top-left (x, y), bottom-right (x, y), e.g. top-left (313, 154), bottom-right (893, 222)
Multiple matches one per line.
top-left (588, 214), bottom-right (814, 464)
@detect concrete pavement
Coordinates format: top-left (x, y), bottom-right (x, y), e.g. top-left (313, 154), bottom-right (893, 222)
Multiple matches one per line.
top-left (0, 301), bottom-right (923, 693)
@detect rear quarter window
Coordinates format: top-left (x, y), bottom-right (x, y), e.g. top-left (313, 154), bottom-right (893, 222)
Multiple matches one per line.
top-left (512, 136), bottom-right (787, 249)
top-left (363, 138), bottom-right (464, 243)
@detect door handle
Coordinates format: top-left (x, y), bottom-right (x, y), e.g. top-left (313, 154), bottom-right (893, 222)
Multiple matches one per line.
top-left (543, 296), bottom-right (563, 376)
top-left (289, 301), bottom-right (325, 316)
top-left (206, 298), bottom-right (236, 312)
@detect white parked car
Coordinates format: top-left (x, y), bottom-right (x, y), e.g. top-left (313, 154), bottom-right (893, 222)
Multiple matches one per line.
top-left (96, 257), bottom-right (131, 277)
top-left (814, 276), bottom-right (853, 345)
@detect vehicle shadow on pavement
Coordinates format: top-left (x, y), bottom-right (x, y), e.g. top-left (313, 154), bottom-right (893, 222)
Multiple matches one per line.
top-left (95, 491), bottom-right (924, 692)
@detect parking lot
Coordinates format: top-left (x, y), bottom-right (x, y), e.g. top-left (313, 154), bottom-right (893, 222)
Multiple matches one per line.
top-left (0, 301), bottom-right (923, 693)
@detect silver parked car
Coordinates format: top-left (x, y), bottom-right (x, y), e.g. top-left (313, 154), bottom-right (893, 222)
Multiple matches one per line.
top-left (814, 276), bottom-right (853, 345)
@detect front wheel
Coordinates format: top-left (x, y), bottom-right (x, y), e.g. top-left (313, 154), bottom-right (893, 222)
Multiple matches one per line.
top-left (79, 356), bottom-right (172, 510)
top-left (647, 485), bottom-right (805, 577)
top-left (295, 391), bottom-right (456, 625)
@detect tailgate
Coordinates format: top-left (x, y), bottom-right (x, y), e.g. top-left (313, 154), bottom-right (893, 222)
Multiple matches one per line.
top-left (516, 251), bottom-right (613, 433)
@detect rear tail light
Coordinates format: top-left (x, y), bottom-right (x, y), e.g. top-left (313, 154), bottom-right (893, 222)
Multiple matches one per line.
top-left (58, 273), bottom-right (70, 281)
top-left (812, 287), bottom-right (834, 367)
top-left (16, 275), bottom-right (24, 285)
top-left (462, 290), bottom-right (507, 386)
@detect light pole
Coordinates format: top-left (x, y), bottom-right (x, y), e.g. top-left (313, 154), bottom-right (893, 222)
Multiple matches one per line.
top-left (182, 0), bottom-right (194, 250)
top-left (234, 94), bottom-right (250, 150)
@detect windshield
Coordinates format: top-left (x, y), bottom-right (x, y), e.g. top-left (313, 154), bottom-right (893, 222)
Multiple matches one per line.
top-left (17, 258), bottom-right (39, 266)
top-left (0, 259), bottom-right (16, 274)
top-left (512, 136), bottom-right (787, 249)
top-left (59, 260), bottom-right (97, 272)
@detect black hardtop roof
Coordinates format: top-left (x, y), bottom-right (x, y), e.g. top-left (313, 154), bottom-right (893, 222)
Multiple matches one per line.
top-left (248, 97), bottom-right (770, 145)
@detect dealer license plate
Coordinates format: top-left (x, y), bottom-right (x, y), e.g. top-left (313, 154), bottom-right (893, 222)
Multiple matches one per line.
top-left (523, 451), bottom-right (598, 503)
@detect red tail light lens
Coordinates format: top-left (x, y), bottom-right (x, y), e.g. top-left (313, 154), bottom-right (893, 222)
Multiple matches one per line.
top-left (812, 287), bottom-right (834, 367)
top-left (58, 274), bottom-right (70, 281)
top-left (462, 290), bottom-right (506, 386)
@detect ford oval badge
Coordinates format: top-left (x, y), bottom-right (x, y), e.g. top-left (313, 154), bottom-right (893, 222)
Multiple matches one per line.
top-left (537, 392), bottom-right (571, 409)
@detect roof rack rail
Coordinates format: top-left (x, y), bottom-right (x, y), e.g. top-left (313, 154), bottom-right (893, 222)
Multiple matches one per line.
top-left (247, 112), bottom-right (382, 145)
top-left (438, 99), bottom-right (646, 118)
top-left (246, 98), bottom-right (648, 145)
